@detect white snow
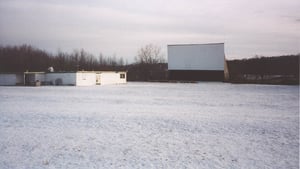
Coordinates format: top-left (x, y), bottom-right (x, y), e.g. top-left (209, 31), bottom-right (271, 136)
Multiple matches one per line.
top-left (0, 82), bottom-right (299, 169)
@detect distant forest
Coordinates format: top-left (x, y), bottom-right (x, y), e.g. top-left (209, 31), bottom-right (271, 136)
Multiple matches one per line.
top-left (0, 44), bottom-right (299, 84)
top-left (227, 55), bottom-right (299, 84)
top-left (0, 44), bottom-right (126, 72)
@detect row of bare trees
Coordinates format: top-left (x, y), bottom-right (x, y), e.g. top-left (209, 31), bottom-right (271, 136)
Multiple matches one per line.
top-left (0, 45), bottom-right (128, 72)
top-left (135, 44), bottom-right (165, 64)
top-left (0, 44), bottom-right (167, 81)
top-left (52, 49), bottom-right (126, 71)
top-left (0, 44), bottom-right (166, 73)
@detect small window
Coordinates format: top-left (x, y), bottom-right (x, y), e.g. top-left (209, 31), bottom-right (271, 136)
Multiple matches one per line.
top-left (120, 73), bottom-right (125, 79)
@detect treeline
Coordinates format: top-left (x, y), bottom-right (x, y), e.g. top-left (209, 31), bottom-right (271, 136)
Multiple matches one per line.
top-left (227, 55), bottom-right (299, 84)
top-left (0, 44), bottom-right (126, 72)
top-left (0, 44), bottom-right (167, 81)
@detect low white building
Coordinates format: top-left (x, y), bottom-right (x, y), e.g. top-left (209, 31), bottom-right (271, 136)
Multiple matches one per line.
top-left (44, 71), bottom-right (127, 86)
top-left (0, 71), bottom-right (127, 86)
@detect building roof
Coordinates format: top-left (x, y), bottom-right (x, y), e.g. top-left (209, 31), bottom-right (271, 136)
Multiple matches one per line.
top-left (168, 43), bottom-right (224, 47)
top-left (24, 71), bottom-right (127, 74)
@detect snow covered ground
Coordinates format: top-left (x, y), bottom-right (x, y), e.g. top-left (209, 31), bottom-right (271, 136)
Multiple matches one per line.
top-left (0, 82), bottom-right (299, 169)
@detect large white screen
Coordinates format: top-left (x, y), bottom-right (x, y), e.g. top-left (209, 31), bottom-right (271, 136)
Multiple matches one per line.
top-left (168, 43), bottom-right (224, 70)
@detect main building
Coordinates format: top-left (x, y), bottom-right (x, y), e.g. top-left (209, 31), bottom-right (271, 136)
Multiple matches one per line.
top-left (168, 43), bottom-right (226, 81)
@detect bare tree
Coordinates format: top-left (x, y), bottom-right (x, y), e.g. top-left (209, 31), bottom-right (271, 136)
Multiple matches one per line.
top-left (135, 44), bottom-right (165, 64)
top-left (131, 44), bottom-right (166, 81)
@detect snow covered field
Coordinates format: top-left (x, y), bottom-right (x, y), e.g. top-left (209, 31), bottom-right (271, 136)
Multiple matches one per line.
top-left (0, 82), bottom-right (299, 169)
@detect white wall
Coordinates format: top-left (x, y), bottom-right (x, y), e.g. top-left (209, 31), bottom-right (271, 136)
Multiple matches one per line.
top-left (0, 72), bottom-right (126, 86)
top-left (76, 72), bottom-right (96, 86)
top-left (16, 74), bottom-right (24, 85)
top-left (99, 72), bottom-right (126, 85)
top-left (46, 72), bottom-right (125, 86)
top-left (0, 74), bottom-right (23, 85)
top-left (168, 43), bottom-right (224, 71)
top-left (46, 73), bottom-right (77, 85)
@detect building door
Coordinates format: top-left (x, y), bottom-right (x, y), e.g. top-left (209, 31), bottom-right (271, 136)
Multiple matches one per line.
top-left (24, 74), bottom-right (34, 86)
top-left (96, 73), bottom-right (101, 85)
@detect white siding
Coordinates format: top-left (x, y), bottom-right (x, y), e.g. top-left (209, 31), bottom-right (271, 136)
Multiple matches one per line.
top-left (99, 72), bottom-right (126, 85)
top-left (168, 43), bottom-right (224, 71)
top-left (0, 71), bottom-right (127, 86)
top-left (0, 74), bottom-right (23, 85)
top-left (76, 72), bottom-right (96, 86)
top-left (16, 74), bottom-right (24, 85)
top-left (46, 73), bottom-right (76, 85)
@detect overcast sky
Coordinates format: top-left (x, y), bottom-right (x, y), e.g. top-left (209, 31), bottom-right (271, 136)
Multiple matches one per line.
top-left (0, 0), bottom-right (299, 62)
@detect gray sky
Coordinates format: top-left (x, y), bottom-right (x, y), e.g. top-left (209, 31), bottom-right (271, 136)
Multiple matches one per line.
top-left (0, 0), bottom-right (299, 62)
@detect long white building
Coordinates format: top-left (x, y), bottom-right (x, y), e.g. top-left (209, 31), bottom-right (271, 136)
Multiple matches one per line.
top-left (0, 71), bottom-right (127, 86)
top-left (168, 43), bottom-right (225, 81)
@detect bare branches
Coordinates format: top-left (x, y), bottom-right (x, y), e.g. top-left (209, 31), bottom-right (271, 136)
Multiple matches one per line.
top-left (135, 44), bottom-right (165, 64)
top-left (0, 44), bottom-right (126, 72)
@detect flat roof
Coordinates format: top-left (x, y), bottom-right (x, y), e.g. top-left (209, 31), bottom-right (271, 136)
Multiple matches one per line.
top-left (79, 71), bottom-right (127, 73)
top-left (168, 43), bottom-right (224, 47)
top-left (1, 71), bottom-right (127, 75)
top-left (24, 72), bottom-right (45, 74)
top-left (26, 71), bottom-right (127, 74)
top-left (0, 72), bottom-right (24, 74)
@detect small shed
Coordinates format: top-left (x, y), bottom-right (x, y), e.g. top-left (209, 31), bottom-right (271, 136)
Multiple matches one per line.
top-left (0, 73), bottom-right (24, 86)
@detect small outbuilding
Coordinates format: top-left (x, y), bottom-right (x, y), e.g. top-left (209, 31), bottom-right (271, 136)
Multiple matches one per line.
top-left (0, 73), bottom-right (24, 86)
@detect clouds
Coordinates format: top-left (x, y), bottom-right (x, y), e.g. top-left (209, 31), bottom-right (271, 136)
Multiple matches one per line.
top-left (0, 0), bottom-right (299, 61)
